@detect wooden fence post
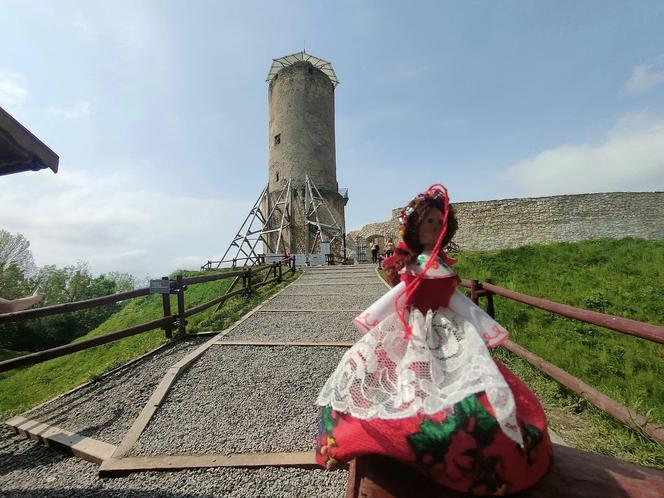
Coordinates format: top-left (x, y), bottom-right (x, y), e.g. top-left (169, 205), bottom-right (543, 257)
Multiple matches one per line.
top-left (470, 280), bottom-right (479, 305)
top-left (245, 268), bottom-right (253, 295)
top-left (291, 255), bottom-right (296, 272)
top-left (484, 278), bottom-right (495, 318)
top-left (278, 262), bottom-right (283, 282)
top-left (175, 275), bottom-right (186, 335)
top-left (161, 276), bottom-right (173, 339)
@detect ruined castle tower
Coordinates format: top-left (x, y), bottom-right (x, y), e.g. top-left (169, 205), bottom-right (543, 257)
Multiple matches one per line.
top-left (265, 51), bottom-right (348, 257)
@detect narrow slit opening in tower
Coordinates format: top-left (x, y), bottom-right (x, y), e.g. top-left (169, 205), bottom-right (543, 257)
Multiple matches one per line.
top-left (274, 134), bottom-right (281, 145)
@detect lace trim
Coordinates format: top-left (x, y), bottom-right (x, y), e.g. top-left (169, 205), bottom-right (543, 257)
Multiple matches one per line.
top-left (317, 308), bottom-right (524, 446)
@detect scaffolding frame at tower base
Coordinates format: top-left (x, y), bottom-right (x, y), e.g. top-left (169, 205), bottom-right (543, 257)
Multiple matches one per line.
top-left (203, 176), bottom-right (346, 270)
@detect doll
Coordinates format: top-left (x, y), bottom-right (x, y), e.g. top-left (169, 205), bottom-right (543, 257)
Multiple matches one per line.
top-left (316, 184), bottom-right (552, 496)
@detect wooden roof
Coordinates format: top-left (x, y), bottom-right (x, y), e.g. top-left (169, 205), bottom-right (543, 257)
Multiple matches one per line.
top-left (0, 106), bottom-right (58, 176)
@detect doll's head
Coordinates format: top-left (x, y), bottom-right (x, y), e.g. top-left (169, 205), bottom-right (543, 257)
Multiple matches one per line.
top-left (399, 185), bottom-right (458, 255)
top-left (383, 185), bottom-right (458, 287)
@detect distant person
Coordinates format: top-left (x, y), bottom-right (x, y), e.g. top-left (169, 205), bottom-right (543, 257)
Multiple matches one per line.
top-left (0, 289), bottom-right (44, 314)
top-left (371, 243), bottom-right (380, 264)
top-left (385, 239), bottom-right (395, 258)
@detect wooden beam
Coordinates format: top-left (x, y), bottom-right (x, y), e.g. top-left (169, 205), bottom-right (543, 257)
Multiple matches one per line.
top-left (291, 283), bottom-right (383, 286)
top-left (100, 451), bottom-right (317, 476)
top-left (6, 416), bottom-right (116, 465)
top-left (345, 444), bottom-right (664, 498)
top-left (110, 272), bottom-right (305, 459)
top-left (213, 340), bottom-right (354, 347)
top-left (257, 309), bottom-right (364, 313)
top-left (111, 368), bottom-right (180, 459)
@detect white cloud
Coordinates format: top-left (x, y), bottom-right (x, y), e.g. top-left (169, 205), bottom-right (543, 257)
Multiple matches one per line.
top-left (0, 170), bottom-right (250, 278)
top-left (73, 13), bottom-right (94, 39)
top-left (507, 113), bottom-right (664, 196)
top-left (48, 101), bottom-right (91, 119)
top-left (0, 72), bottom-right (28, 110)
top-left (624, 64), bottom-right (664, 95)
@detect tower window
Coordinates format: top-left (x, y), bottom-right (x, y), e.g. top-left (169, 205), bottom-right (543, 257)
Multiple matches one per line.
top-left (274, 134), bottom-right (281, 145)
top-left (276, 172), bottom-right (279, 182)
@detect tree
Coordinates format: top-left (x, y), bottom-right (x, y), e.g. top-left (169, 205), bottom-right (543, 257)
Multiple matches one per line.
top-left (0, 230), bottom-right (35, 275)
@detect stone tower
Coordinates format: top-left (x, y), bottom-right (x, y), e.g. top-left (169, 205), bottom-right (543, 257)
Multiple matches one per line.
top-left (265, 51), bottom-right (348, 257)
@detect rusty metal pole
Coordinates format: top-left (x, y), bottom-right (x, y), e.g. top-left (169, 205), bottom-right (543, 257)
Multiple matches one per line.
top-left (175, 275), bottom-right (186, 335)
top-left (484, 278), bottom-right (495, 318)
top-left (161, 276), bottom-right (173, 339)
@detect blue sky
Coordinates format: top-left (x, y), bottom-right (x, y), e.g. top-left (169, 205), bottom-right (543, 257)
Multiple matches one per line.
top-left (1, 0), bottom-right (663, 278)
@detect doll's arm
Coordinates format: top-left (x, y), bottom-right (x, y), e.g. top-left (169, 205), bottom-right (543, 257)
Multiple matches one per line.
top-left (353, 282), bottom-right (406, 333)
top-left (446, 289), bottom-right (509, 348)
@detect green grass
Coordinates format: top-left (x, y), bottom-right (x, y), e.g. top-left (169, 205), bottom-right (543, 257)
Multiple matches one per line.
top-left (377, 238), bottom-right (664, 468)
top-left (0, 268), bottom-right (300, 419)
top-left (0, 348), bottom-right (28, 362)
top-left (452, 238), bottom-right (664, 468)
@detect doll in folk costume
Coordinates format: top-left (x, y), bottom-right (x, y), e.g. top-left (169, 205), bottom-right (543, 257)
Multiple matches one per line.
top-left (316, 184), bottom-right (552, 495)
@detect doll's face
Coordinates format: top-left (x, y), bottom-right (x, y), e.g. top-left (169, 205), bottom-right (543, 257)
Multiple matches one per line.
top-left (418, 208), bottom-right (445, 251)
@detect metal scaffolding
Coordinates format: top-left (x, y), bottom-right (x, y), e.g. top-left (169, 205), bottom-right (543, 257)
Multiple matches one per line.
top-left (203, 176), bottom-right (344, 269)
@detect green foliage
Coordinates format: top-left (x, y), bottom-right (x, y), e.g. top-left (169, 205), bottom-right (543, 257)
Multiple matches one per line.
top-left (454, 238), bottom-right (664, 428)
top-left (379, 238), bottom-right (664, 467)
top-left (0, 262), bottom-right (137, 352)
top-left (0, 268), bottom-right (300, 419)
top-left (0, 230), bottom-right (35, 276)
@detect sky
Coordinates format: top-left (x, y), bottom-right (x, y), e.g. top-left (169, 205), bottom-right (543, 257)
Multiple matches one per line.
top-left (1, 0), bottom-right (663, 279)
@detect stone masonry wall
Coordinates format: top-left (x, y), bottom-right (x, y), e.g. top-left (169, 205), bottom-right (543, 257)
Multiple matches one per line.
top-left (348, 192), bottom-right (664, 255)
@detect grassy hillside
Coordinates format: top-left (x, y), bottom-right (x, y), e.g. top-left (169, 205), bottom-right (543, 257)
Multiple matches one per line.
top-left (0, 268), bottom-right (300, 419)
top-left (453, 238), bottom-right (664, 468)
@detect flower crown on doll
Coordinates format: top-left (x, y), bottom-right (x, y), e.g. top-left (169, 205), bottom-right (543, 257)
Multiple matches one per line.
top-left (398, 184), bottom-right (450, 238)
top-left (394, 184), bottom-right (454, 339)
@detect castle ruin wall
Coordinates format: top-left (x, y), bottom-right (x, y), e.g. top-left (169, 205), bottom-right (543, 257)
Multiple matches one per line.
top-left (349, 191), bottom-right (664, 254)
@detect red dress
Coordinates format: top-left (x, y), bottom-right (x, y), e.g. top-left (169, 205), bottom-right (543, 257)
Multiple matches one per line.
top-left (316, 257), bottom-right (552, 495)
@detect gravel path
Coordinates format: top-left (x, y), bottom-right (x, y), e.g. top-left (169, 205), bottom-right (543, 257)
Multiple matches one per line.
top-left (223, 311), bottom-right (360, 341)
top-left (1, 425), bottom-right (348, 497)
top-left (260, 294), bottom-right (373, 310)
top-left (281, 284), bottom-right (386, 298)
top-left (23, 336), bottom-right (209, 445)
top-left (133, 346), bottom-right (346, 456)
top-left (1, 265), bottom-right (383, 496)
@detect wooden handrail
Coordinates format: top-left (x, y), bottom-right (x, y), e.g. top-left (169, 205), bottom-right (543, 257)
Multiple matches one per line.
top-left (503, 340), bottom-right (664, 447)
top-left (480, 281), bottom-right (664, 345)
top-left (0, 287), bottom-right (150, 324)
top-left (0, 316), bottom-right (176, 372)
top-left (180, 269), bottom-right (246, 286)
top-left (0, 262), bottom-right (294, 372)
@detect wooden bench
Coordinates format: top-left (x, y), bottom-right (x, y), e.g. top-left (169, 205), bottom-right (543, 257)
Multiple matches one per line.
top-left (345, 443), bottom-right (664, 497)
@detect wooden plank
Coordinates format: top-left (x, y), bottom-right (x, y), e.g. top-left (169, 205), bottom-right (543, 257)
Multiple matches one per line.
top-left (19, 337), bottom-right (186, 418)
top-left (257, 309), bottom-right (364, 313)
top-left (213, 340), bottom-right (354, 347)
top-left (6, 416), bottom-right (116, 465)
top-left (111, 271), bottom-right (305, 459)
top-left (0, 315), bottom-right (175, 373)
top-left (291, 283), bottom-right (384, 287)
top-left (100, 451), bottom-right (317, 476)
top-left (111, 368), bottom-right (179, 459)
top-left (347, 444), bottom-right (664, 498)
top-left (504, 340), bottom-right (664, 447)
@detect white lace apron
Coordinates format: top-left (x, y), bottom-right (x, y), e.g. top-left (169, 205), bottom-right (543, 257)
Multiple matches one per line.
top-left (317, 257), bottom-right (524, 446)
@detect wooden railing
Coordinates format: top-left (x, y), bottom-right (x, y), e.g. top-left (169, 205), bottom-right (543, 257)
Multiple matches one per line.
top-left (0, 257), bottom-right (296, 373)
top-left (460, 278), bottom-right (664, 447)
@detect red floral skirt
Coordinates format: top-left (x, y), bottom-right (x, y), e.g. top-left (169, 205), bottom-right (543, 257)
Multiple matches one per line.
top-left (316, 360), bottom-right (552, 495)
